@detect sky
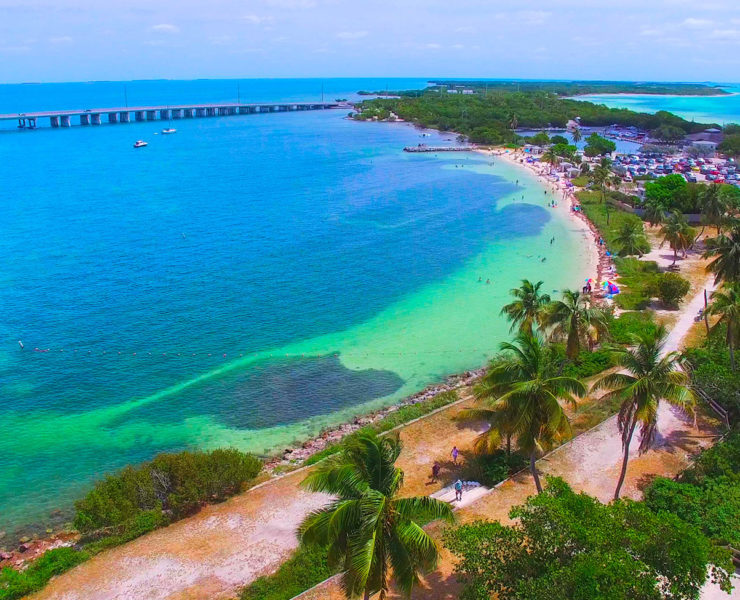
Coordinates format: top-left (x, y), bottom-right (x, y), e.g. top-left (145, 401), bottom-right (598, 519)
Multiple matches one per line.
top-left (1, 0), bottom-right (740, 84)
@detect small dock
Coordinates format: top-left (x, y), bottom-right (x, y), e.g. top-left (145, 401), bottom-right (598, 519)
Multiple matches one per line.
top-left (403, 145), bottom-right (476, 153)
top-left (1, 101), bottom-right (344, 130)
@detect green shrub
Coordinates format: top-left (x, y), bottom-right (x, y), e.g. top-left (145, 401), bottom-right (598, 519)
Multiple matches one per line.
top-left (560, 349), bottom-right (614, 378)
top-left (74, 449), bottom-right (262, 533)
top-left (614, 291), bottom-right (651, 310)
top-left (608, 311), bottom-right (658, 344)
top-left (240, 544), bottom-right (332, 600)
top-left (463, 450), bottom-right (528, 487)
top-left (652, 272), bottom-right (691, 308)
top-left (0, 548), bottom-right (89, 600)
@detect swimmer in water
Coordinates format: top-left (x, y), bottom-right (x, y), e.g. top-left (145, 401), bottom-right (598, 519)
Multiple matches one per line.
top-left (478, 276), bottom-right (482, 282)
top-left (486, 279), bottom-right (491, 284)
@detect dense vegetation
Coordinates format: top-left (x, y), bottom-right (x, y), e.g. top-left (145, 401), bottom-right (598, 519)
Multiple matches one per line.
top-left (0, 548), bottom-right (89, 600)
top-left (74, 448), bottom-right (263, 534)
top-left (353, 89), bottom-right (714, 145)
top-left (445, 477), bottom-right (733, 600)
top-left (425, 80), bottom-right (730, 96)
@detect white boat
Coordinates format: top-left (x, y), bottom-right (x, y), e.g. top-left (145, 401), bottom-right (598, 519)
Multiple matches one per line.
top-left (161, 128), bottom-right (177, 135)
top-left (133, 140), bottom-right (148, 148)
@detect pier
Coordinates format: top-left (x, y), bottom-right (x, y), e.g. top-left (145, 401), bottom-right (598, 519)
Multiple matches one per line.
top-left (403, 145), bottom-right (476, 152)
top-left (2, 101), bottom-right (343, 130)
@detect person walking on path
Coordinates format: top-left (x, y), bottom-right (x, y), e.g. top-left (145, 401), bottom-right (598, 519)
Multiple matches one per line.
top-left (451, 445), bottom-right (459, 465)
top-left (454, 479), bottom-right (463, 502)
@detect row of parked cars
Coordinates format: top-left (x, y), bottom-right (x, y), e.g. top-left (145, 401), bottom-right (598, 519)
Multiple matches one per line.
top-left (612, 153), bottom-right (739, 185)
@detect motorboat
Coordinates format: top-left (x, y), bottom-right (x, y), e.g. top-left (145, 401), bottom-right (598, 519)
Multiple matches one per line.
top-left (161, 128), bottom-right (177, 134)
top-left (133, 140), bottom-right (148, 148)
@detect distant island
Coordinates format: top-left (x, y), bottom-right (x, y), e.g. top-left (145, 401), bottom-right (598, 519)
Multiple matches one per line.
top-left (358, 80), bottom-right (730, 97)
top-left (351, 86), bottom-right (724, 146)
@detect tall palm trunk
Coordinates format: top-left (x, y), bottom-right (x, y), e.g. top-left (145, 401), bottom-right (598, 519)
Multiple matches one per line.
top-left (530, 452), bottom-right (543, 494)
top-left (614, 419), bottom-right (637, 500)
top-left (506, 434), bottom-right (512, 457)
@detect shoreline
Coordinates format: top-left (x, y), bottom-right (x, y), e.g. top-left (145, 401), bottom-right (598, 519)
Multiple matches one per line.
top-left (1, 123), bottom-right (602, 568)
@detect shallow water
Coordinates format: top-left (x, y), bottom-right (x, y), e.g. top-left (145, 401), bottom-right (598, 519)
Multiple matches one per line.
top-left (0, 79), bottom-right (592, 533)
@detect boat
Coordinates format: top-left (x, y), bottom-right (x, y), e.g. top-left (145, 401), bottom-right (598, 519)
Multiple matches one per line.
top-left (133, 140), bottom-right (148, 148)
top-left (161, 128), bottom-right (177, 134)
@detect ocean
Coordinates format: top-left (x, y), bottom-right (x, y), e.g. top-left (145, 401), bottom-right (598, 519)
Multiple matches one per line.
top-left (576, 84), bottom-right (740, 125)
top-left (0, 78), bottom-right (592, 534)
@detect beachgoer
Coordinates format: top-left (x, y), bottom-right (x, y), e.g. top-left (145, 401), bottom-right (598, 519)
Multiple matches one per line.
top-left (454, 479), bottom-right (463, 501)
top-left (451, 445), bottom-right (459, 464)
top-left (486, 279), bottom-right (491, 285)
top-left (478, 276), bottom-right (482, 282)
top-left (431, 461), bottom-right (441, 482)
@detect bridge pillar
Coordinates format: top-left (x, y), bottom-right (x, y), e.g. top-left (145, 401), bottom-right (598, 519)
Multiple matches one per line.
top-left (135, 111), bottom-right (145, 121)
top-left (107, 112), bottom-right (118, 123)
top-left (50, 115), bottom-right (60, 128)
top-left (60, 115), bottom-right (71, 127)
top-left (196, 108), bottom-right (206, 117)
top-left (119, 111), bottom-right (130, 123)
top-left (146, 110), bottom-right (156, 121)
top-left (28, 118), bottom-right (36, 128)
top-left (79, 114), bottom-right (89, 126)
top-left (91, 113), bottom-right (101, 125)
top-left (171, 109), bottom-right (182, 119)
top-left (183, 108), bottom-right (194, 118)
top-left (238, 106), bottom-right (248, 114)
top-left (159, 109), bottom-right (170, 120)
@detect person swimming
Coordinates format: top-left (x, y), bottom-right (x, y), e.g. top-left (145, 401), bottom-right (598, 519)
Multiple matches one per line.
top-left (486, 279), bottom-right (491, 284)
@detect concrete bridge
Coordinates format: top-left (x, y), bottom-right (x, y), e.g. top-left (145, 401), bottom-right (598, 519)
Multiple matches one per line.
top-left (1, 102), bottom-right (343, 129)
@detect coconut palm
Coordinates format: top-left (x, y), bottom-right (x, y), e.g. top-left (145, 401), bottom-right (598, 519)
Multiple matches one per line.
top-left (464, 332), bottom-right (585, 493)
top-left (571, 127), bottom-right (582, 144)
top-left (541, 148), bottom-right (559, 173)
top-left (592, 326), bottom-right (695, 500)
top-left (543, 289), bottom-right (610, 360)
top-left (699, 183), bottom-right (727, 235)
top-left (613, 220), bottom-right (647, 257)
top-left (298, 432), bottom-right (454, 599)
top-left (590, 163), bottom-right (611, 203)
top-left (500, 279), bottom-right (551, 335)
top-left (660, 210), bottom-right (694, 265)
top-left (706, 282), bottom-right (740, 370)
top-left (704, 225), bottom-right (740, 285)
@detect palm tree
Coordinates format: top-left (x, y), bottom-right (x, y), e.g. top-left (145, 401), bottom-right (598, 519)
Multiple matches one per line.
top-left (500, 279), bottom-right (551, 335)
top-left (571, 127), bottom-right (582, 144)
top-left (660, 210), bottom-right (694, 265)
top-left (463, 333), bottom-right (585, 493)
top-left (590, 163), bottom-right (611, 204)
top-left (705, 282), bottom-right (740, 370)
top-left (592, 327), bottom-right (695, 500)
top-left (613, 220), bottom-right (647, 257)
top-left (699, 183), bottom-right (727, 235)
top-left (543, 289), bottom-right (610, 360)
top-left (703, 225), bottom-right (740, 285)
top-left (510, 114), bottom-right (518, 130)
top-left (541, 148), bottom-right (559, 173)
top-left (299, 432), bottom-right (454, 599)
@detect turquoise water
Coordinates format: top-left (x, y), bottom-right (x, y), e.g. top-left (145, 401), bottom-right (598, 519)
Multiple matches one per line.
top-left (0, 79), bottom-right (592, 534)
top-left (577, 84), bottom-right (740, 125)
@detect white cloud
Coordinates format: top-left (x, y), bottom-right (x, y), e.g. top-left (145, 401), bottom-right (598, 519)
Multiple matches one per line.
top-left (709, 28), bottom-right (739, 39)
top-left (451, 43), bottom-right (464, 49)
top-left (242, 14), bottom-right (274, 25)
top-left (150, 23), bottom-right (179, 33)
top-left (425, 42), bottom-right (441, 49)
top-left (682, 18), bottom-right (713, 28)
top-left (336, 30), bottom-right (368, 39)
top-left (263, 0), bottom-right (316, 7)
top-left (516, 10), bottom-right (551, 25)
top-left (49, 36), bottom-right (73, 44)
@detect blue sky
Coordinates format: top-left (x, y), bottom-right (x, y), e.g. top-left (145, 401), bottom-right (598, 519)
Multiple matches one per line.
top-left (1, 0), bottom-right (739, 83)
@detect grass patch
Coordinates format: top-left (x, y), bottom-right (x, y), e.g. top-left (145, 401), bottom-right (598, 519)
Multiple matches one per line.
top-left (0, 548), bottom-right (89, 600)
top-left (612, 257), bottom-right (660, 310)
top-left (240, 544), bottom-right (332, 600)
top-left (577, 191), bottom-right (647, 253)
top-left (570, 176), bottom-right (590, 187)
top-left (608, 310), bottom-right (658, 344)
top-left (304, 390), bottom-right (459, 466)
